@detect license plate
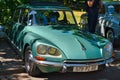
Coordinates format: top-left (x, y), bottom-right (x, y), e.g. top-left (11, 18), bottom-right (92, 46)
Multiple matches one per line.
top-left (73, 65), bottom-right (98, 72)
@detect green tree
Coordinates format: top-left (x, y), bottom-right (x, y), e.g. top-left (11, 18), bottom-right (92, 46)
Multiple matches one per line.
top-left (0, 0), bottom-right (29, 24)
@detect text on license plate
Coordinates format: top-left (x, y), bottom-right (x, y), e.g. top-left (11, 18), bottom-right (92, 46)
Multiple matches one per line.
top-left (73, 65), bottom-right (98, 72)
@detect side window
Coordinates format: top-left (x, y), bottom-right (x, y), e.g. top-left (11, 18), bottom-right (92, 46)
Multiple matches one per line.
top-left (23, 9), bottom-right (29, 24)
top-left (27, 10), bottom-right (38, 25)
top-left (65, 11), bottom-right (76, 24)
top-left (56, 11), bottom-right (76, 25)
top-left (13, 9), bottom-right (20, 22)
top-left (28, 14), bottom-right (33, 25)
top-left (58, 11), bottom-right (64, 21)
top-left (19, 9), bottom-right (29, 24)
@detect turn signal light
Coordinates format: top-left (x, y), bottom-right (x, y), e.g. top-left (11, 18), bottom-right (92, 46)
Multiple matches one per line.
top-left (35, 56), bottom-right (45, 61)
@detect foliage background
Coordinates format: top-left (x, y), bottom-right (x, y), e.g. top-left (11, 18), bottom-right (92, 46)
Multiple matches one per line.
top-left (0, 0), bottom-right (29, 25)
top-left (0, 0), bottom-right (119, 25)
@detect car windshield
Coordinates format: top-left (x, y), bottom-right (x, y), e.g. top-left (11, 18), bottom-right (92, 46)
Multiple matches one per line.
top-left (27, 9), bottom-right (77, 26)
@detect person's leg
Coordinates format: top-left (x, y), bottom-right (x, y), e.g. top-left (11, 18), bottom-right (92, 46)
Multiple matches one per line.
top-left (91, 16), bottom-right (96, 33)
top-left (91, 14), bottom-right (98, 33)
top-left (88, 13), bottom-right (95, 33)
top-left (88, 8), bottom-right (99, 34)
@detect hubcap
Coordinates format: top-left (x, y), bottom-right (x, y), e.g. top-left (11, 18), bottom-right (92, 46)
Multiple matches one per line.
top-left (25, 50), bottom-right (33, 72)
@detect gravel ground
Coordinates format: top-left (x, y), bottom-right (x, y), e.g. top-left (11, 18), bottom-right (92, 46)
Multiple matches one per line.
top-left (0, 39), bottom-right (48, 80)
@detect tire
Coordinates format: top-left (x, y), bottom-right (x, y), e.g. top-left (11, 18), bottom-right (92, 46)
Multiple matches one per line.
top-left (106, 29), bottom-right (114, 44)
top-left (24, 46), bottom-right (40, 76)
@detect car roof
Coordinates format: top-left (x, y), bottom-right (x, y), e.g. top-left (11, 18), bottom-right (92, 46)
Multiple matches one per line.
top-left (103, 1), bottom-right (120, 5)
top-left (18, 1), bottom-right (71, 11)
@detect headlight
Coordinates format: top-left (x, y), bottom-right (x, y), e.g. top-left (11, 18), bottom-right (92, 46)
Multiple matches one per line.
top-left (103, 42), bottom-right (113, 56)
top-left (48, 47), bottom-right (61, 56)
top-left (37, 44), bottom-right (61, 56)
top-left (37, 45), bottom-right (48, 55)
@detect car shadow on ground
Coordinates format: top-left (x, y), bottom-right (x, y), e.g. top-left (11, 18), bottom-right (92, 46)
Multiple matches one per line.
top-left (38, 67), bottom-right (120, 80)
top-left (0, 39), bottom-right (25, 75)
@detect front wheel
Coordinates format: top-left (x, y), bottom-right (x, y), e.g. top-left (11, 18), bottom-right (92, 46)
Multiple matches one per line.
top-left (24, 46), bottom-right (40, 76)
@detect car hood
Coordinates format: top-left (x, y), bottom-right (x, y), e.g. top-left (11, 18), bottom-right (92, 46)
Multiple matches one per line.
top-left (26, 25), bottom-right (108, 59)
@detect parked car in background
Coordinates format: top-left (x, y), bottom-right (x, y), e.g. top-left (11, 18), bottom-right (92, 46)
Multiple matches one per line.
top-left (6, 1), bottom-right (114, 76)
top-left (96, 1), bottom-right (120, 46)
top-left (0, 25), bottom-right (6, 38)
top-left (80, 1), bottom-right (120, 47)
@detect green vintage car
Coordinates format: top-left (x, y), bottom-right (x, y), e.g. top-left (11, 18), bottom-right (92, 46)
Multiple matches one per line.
top-left (6, 1), bottom-right (114, 76)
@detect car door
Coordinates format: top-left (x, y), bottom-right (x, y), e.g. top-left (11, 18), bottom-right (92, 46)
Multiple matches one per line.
top-left (9, 8), bottom-right (28, 48)
top-left (14, 8), bottom-right (28, 49)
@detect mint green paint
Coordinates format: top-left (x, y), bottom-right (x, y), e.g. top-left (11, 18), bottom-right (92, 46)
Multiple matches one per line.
top-left (22, 25), bottom-right (109, 60)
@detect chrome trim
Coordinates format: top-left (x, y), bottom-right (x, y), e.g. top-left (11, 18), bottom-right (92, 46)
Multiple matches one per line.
top-left (63, 58), bottom-right (106, 63)
top-left (30, 58), bottom-right (114, 67)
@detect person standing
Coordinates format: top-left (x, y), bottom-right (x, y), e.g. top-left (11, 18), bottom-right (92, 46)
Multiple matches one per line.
top-left (85, 0), bottom-right (103, 34)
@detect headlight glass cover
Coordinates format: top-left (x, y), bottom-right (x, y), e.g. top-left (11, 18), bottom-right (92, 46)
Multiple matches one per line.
top-left (103, 42), bottom-right (113, 56)
top-left (37, 45), bottom-right (48, 55)
top-left (48, 47), bottom-right (61, 56)
top-left (37, 44), bottom-right (61, 56)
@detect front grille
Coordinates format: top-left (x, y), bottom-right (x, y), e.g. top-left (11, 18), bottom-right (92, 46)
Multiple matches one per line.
top-left (63, 59), bottom-right (105, 64)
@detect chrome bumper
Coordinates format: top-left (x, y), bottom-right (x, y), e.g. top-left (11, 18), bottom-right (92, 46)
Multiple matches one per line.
top-left (31, 58), bottom-right (114, 67)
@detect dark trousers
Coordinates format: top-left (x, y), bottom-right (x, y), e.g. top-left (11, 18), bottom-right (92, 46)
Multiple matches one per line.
top-left (87, 8), bottom-right (98, 34)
